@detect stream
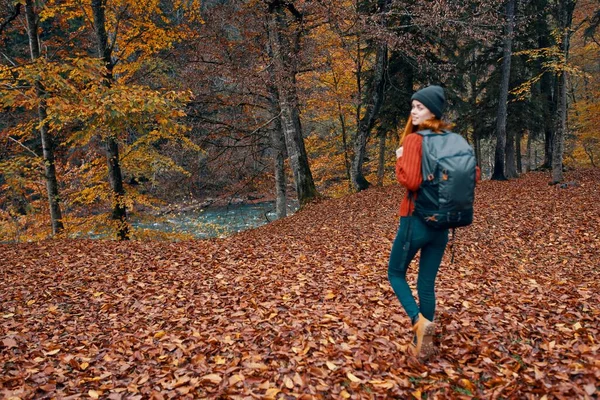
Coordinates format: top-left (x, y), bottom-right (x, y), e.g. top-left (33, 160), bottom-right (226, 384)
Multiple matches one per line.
top-left (133, 201), bottom-right (299, 239)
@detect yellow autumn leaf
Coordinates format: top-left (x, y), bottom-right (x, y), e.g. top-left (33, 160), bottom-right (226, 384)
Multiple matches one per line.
top-left (154, 330), bottom-right (166, 339)
top-left (228, 374), bottom-right (244, 385)
top-left (346, 372), bottom-right (362, 383)
top-left (264, 388), bottom-right (280, 399)
top-left (292, 373), bottom-right (303, 386)
top-left (458, 378), bottom-right (475, 392)
top-left (326, 361), bottom-right (338, 371)
top-left (369, 379), bottom-right (395, 389)
top-left (283, 375), bottom-right (294, 389)
top-left (88, 390), bottom-right (100, 399)
top-left (213, 355), bottom-right (226, 364)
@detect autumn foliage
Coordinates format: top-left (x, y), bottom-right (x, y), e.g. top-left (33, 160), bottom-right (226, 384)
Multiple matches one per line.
top-left (1, 169), bottom-right (598, 398)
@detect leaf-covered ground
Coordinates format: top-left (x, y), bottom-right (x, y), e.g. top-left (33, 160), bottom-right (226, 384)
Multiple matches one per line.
top-left (1, 170), bottom-right (599, 399)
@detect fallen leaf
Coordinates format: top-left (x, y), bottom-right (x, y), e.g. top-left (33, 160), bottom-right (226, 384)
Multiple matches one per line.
top-left (2, 337), bottom-right (17, 348)
top-left (346, 372), bottom-right (362, 383)
top-left (584, 383), bottom-right (596, 396)
top-left (283, 375), bottom-right (294, 389)
top-left (326, 361), bottom-right (338, 371)
top-left (229, 374), bottom-right (244, 385)
top-left (264, 388), bottom-right (280, 399)
top-left (200, 374), bottom-right (222, 384)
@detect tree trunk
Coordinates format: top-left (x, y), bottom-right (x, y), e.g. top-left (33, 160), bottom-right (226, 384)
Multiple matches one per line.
top-left (551, 0), bottom-right (575, 184)
top-left (271, 119), bottom-right (288, 219)
top-left (526, 130), bottom-right (533, 172)
top-left (106, 137), bottom-right (128, 240)
top-left (474, 129), bottom-right (482, 170)
top-left (266, 30), bottom-right (288, 220)
top-left (376, 128), bottom-right (386, 186)
top-left (516, 129), bottom-right (523, 173)
top-left (25, 0), bottom-right (64, 236)
top-left (329, 60), bottom-right (351, 189)
top-left (339, 106), bottom-right (351, 190)
top-left (541, 71), bottom-right (555, 169)
top-left (91, 0), bottom-right (129, 239)
top-left (551, 71), bottom-right (567, 183)
top-left (536, 2), bottom-right (554, 170)
top-left (268, 94), bottom-right (288, 219)
top-left (506, 127), bottom-right (518, 178)
top-left (469, 67), bottom-right (482, 169)
top-left (491, 0), bottom-right (515, 181)
top-left (267, 1), bottom-right (318, 206)
top-left (350, 0), bottom-right (390, 192)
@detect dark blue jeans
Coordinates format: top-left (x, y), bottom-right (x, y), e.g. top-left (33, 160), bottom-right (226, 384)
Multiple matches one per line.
top-left (388, 216), bottom-right (449, 322)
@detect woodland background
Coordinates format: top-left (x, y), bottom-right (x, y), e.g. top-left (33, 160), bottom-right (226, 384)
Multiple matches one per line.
top-left (0, 0), bottom-right (599, 241)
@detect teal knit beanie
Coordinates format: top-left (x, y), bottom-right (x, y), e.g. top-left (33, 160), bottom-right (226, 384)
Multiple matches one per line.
top-left (411, 85), bottom-right (445, 119)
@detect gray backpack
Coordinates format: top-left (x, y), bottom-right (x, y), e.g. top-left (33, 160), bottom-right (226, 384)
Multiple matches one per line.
top-left (413, 130), bottom-right (477, 230)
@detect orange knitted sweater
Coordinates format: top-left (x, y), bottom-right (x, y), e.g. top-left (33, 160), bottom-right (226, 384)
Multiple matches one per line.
top-left (395, 133), bottom-right (480, 217)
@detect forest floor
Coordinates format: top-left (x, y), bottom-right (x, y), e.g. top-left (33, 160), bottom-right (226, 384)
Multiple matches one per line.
top-left (1, 169), bottom-right (599, 399)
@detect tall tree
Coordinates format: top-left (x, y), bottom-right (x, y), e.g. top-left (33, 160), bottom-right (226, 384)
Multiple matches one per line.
top-left (90, 0), bottom-right (128, 240)
top-left (267, 67), bottom-right (288, 219)
top-left (492, 0), bottom-right (516, 181)
top-left (551, 0), bottom-right (577, 184)
top-left (537, 0), bottom-right (557, 169)
top-left (350, 0), bottom-right (390, 192)
top-left (24, 0), bottom-right (64, 235)
top-left (266, 0), bottom-right (318, 206)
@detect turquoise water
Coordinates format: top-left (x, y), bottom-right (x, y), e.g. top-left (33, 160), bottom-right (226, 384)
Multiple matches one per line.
top-left (133, 201), bottom-right (298, 239)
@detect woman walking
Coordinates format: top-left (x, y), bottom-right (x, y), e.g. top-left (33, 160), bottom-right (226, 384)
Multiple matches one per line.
top-left (388, 85), bottom-right (478, 360)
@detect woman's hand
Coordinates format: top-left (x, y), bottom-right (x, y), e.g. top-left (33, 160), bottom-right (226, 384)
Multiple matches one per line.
top-left (396, 147), bottom-right (404, 159)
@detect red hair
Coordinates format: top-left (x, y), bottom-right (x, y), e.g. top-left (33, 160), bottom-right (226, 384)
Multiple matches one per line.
top-left (399, 115), bottom-right (453, 145)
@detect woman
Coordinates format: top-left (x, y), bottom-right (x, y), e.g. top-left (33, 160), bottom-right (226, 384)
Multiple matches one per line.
top-left (388, 85), bottom-right (477, 360)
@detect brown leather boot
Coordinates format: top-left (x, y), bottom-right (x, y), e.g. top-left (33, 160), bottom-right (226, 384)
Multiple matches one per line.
top-left (408, 313), bottom-right (436, 359)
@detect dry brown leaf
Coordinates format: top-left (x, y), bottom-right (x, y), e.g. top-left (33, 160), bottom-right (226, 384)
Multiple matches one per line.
top-left (2, 337), bottom-right (17, 348)
top-left (200, 374), bottom-right (222, 384)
